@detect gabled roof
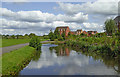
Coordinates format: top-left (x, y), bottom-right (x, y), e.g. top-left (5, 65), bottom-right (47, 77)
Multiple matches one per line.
top-left (56, 26), bottom-right (69, 29)
top-left (114, 16), bottom-right (120, 23)
top-left (77, 29), bottom-right (82, 31)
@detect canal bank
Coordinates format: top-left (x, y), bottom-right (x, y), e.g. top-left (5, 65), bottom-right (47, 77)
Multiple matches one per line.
top-left (19, 44), bottom-right (120, 75)
top-left (2, 46), bottom-right (36, 75)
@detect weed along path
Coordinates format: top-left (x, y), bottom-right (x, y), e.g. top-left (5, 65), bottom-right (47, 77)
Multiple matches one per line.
top-left (0, 43), bottom-right (29, 55)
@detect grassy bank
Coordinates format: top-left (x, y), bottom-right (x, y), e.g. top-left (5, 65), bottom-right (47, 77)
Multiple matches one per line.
top-left (1, 39), bottom-right (30, 47)
top-left (65, 36), bottom-right (120, 58)
top-left (1, 39), bottom-right (49, 47)
top-left (2, 46), bottom-right (35, 75)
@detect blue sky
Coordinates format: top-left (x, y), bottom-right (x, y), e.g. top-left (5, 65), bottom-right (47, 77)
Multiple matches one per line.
top-left (2, 2), bottom-right (62, 14)
top-left (2, 2), bottom-right (85, 14)
top-left (1, 1), bottom-right (118, 35)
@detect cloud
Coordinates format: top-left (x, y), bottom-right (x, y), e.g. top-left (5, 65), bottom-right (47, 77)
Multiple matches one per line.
top-left (1, 8), bottom-right (88, 23)
top-left (57, 0), bottom-right (118, 15)
top-left (1, 4), bottom-right (106, 35)
top-left (83, 22), bottom-right (104, 32)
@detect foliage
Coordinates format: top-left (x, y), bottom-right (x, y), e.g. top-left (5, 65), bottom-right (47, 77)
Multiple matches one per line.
top-left (29, 33), bottom-right (36, 38)
top-left (65, 36), bottom-right (120, 58)
top-left (104, 19), bottom-right (117, 35)
top-left (48, 29), bottom-right (65, 41)
top-left (62, 32), bottom-right (66, 40)
top-left (48, 30), bottom-right (55, 41)
top-left (29, 36), bottom-right (42, 51)
top-left (80, 33), bottom-right (87, 37)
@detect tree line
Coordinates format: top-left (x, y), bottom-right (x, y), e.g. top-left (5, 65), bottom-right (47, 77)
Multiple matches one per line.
top-left (1, 33), bottom-right (49, 39)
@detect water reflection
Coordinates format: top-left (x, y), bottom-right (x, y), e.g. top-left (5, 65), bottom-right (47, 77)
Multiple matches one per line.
top-left (19, 44), bottom-right (120, 75)
top-left (49, 45), bottom-right (70, 56)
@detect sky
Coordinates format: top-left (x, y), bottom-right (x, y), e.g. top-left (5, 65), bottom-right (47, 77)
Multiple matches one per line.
top-left (0, 0), bottom-right (119, 35)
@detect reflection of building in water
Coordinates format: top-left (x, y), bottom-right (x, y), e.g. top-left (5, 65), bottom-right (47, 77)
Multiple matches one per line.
top-left (58, 47), bottom-right (70, 56)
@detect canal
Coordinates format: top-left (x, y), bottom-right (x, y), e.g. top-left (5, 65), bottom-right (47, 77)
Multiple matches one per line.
top-left (19, 44), bottom-right (120, 75)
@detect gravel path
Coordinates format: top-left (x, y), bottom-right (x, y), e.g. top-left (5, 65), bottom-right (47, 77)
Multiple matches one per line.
top-left (0, 43), bottom-right (29, 56)
top-left (0, 41), bottom-right (53, 56)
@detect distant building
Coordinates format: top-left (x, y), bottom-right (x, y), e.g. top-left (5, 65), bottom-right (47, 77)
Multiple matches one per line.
top-left (83, 31), bottom-right (88, 35)
top-left (114, 16), bottom-right (120, 32)
top-left (88, 31), bottom-right (98, 36)
top-left (55, 26), bottom-right (70, 36)
top-left (70, 31), bottom-right (76, 35)
top-left (75, 29), bottom-right (83, 35)
top-left (55, 26), bottom-right (98, 36)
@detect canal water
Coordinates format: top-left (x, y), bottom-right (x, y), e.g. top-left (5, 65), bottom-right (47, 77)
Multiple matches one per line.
top-left (19, 44), bottom-right (120, 75)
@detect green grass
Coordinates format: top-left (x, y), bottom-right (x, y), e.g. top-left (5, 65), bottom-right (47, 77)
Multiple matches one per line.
top-left (1, 39), bottom-right (30, 47)
top-left (2, 46), bottom-right (35, 75)
top-left (1, 39), bottom-right (49, 47)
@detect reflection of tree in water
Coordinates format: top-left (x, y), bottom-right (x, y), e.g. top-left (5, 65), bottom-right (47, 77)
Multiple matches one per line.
top-left (73, 47), bottom-right (120, 74)
top-left (32, 50), bottom-right (41, 62)
top-left (49, 45), bottom-right (71, 56)
top-left (49, 44), bottom-right (120, 74)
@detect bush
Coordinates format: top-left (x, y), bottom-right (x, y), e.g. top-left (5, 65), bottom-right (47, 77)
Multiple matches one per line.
top-left (29, 36), bottom-right (42, 50)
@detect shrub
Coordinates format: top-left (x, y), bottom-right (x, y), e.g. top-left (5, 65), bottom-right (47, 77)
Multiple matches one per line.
top-left (29, 36), bottom-right (42, 50)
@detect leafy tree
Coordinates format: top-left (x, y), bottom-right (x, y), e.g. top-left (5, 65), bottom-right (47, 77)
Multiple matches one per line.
top-left (29, 33), bottom-right (36, 38)
top-left (29, 36), bottom-right (42, 51)
top-left (24, 34), bottom-right (29, 39)
top-left (104, 19), bottom-right (117, 36)
top-left (48, 30), bottom-right (55, 41)
top-left (80, 33), bottom-right (85, 37)
top-left (17, 35), bottom-right (24, 39)
top-left (54, 28), bottom-right (60, 39)
top-left (62, 32), bottom-right (66, 40)
top-left (68, 32), bottom-right (72, 36)
top-left (58, 35), bottom-right (64, 41)
top-left (11, 35), bottom-right (15, 39)
top-left (5, 35), bottom-right (9, 39)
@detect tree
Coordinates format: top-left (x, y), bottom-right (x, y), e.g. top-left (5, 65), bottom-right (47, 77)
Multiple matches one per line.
top-left (11, 35), bottom-right (15, 39)
top-left (68, 32), bottom-right (72, 36)
top-left (48, 30), bottom-right (55, 41)
top-left (62, 32), bottom-right (66, 40)
top-left (24, 34), bottom-right (29, 39)
top-left (29, 36), bottom-right (42, 51)
top-left (104, 19), bottom-right (117, 36)
top-left (29, 33), bottom-right (36, 38)
top-left (54, 28), bottom-right (60, 39)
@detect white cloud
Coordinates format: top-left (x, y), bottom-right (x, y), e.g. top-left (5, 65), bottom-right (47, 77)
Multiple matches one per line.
top-left (1, 8), bottom-right (88, 23)
top-left (57, 0), bottom-right (118, 15)
top-left (1, 2), bottom-right (108, 35)
top-left (83, 22), bottom-right (103, 32)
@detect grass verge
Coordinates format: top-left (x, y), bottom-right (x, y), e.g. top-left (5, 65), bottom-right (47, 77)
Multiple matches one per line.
top-left (1, 39), bottom-right (30, 47)
top-left (2, 46), bottom-right (35, 75)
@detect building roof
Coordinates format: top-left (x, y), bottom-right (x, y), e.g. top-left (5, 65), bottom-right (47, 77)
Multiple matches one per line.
top-left (83, 31), bottom-right (87, 34)
top-left (88, 31), bottom-right (94, 32)
top-left (56, 26), bottom-right (69, 29)
top-left (114, 16), bottom-right (120, 23)
top-left (88, 31), bottom-right (97, 33)
top-left (77, 29), bottom-right (82, 31)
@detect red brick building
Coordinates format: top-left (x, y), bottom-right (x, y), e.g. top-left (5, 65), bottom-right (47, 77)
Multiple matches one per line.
top-left (55, 26), bottom-right (70, 36)
top-left (83, 31), bottom-right (88, 35)
top-left (75, 29), bottom-right (83, 35)
top-left (88, 31), bottom-right (98, 36)
top-left (55, 26), bottom-right (98, 36)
